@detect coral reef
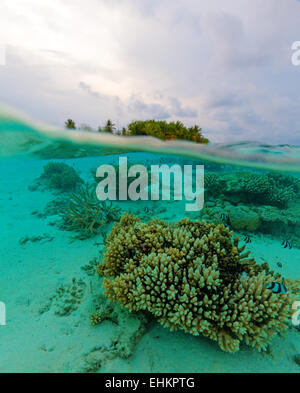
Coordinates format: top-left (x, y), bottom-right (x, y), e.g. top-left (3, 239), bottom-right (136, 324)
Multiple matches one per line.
top-left (203, 171), bottom-right (300, 244)
top-left (36, 161), bottom-right (83, 191)
top-left (202, 199), bottom-right (300, 247)
top-left (205, 171), bottom-right (300, 208)
top-left (227, 206), bottom-right (261, 232)
top-left (59, 183), bottom-right (121, 239)
top-left (98, 213), bottom-right (298, 353)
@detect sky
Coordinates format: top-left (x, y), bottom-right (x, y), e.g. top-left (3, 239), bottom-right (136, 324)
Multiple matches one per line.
top-left (0, 0), bottom-right (300, 144)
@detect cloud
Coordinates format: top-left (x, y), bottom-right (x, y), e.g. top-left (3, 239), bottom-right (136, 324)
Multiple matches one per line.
top-left (127, 97), bottom-right (170, 120)
top-left (79, 81), bottom-right (102, 99)
top-left (0, 0), bottom-right (300, 143)
top-left (168, 97), bottom-right (198, 118)
top-left (206, 89), bottom-right (248, 109)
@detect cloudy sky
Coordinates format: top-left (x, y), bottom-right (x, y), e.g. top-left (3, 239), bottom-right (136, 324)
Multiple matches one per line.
top-left (0, 0), bottom-right (300, 143)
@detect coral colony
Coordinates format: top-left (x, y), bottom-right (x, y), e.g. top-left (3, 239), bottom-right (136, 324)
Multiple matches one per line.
top-left (95, 157), bottom-right (204, 212)
top-left (202, 171), bottom-right (300, 247)
top-left (97, 213), bottom-right (299, 353)
top-left (204, 172), bottom-right (300, 208)
top-left (60, 183), bottom-right (121, 239)
top-left (39, 162), bottom-right (83, 191)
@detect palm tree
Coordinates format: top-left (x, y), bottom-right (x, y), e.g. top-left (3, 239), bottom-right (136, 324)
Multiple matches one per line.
top-left (65, 119), bottom-right (76, 129)
top-left (104, 119), bottom-right (116, 133)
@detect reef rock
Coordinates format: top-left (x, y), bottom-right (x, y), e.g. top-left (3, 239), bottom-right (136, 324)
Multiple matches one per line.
top-left (228, 206), bottom-right (261, 232)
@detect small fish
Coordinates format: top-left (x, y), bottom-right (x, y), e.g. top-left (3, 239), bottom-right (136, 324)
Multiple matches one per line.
top-left (144, 207), bottom-right (150, 213)
top-left (266, 282), bottom-right (287, 294)
top-left (277, 262), bottom-right (283, 268)
top-left (220, 213), bottom-right (231, 228)
top-left (281, 240), bottom-right (292, 249)
top-left (244, 236), bottom-right (251, 244)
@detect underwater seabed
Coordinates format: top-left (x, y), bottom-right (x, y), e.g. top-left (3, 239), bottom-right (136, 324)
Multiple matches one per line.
top-left (0, 109), bottom-right (300, 373)
top-left (0, 152), bottom-right (299, 373)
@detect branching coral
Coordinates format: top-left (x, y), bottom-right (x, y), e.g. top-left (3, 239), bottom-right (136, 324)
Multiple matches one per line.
top-left (98, 213), bottom-right (298, 353)
top-left (90, 312), bottom-right (103, 326)
top-left (39, 161), bottom-right (83, 191)
top-left (59, 183), bottom-right (121, 239)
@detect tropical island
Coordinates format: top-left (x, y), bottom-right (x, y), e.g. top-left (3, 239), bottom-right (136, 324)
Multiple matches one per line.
top-left (64, 119), bottom-right (209, 144)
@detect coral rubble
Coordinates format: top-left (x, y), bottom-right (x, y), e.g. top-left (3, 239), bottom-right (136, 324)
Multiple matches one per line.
top-left (81, 257), bottom-right (100, 276)
top-left (19, 233), bottom-right (54, 245)
top-left (76, 293), bottom-right (151, 372)
top-left (40, 278), bottom-right (86, 317)
top-left (98, 213), bottom-right (299, 353)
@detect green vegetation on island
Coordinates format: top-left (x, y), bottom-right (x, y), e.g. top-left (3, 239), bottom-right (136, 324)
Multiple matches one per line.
top-left (123, 120), bottom-right (209, 144)
top-left (64, 118), bottom-right (209, 144)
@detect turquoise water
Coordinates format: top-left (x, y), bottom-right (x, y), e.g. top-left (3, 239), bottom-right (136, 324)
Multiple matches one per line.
top-left (0, 108), bottom-right (299, 373)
